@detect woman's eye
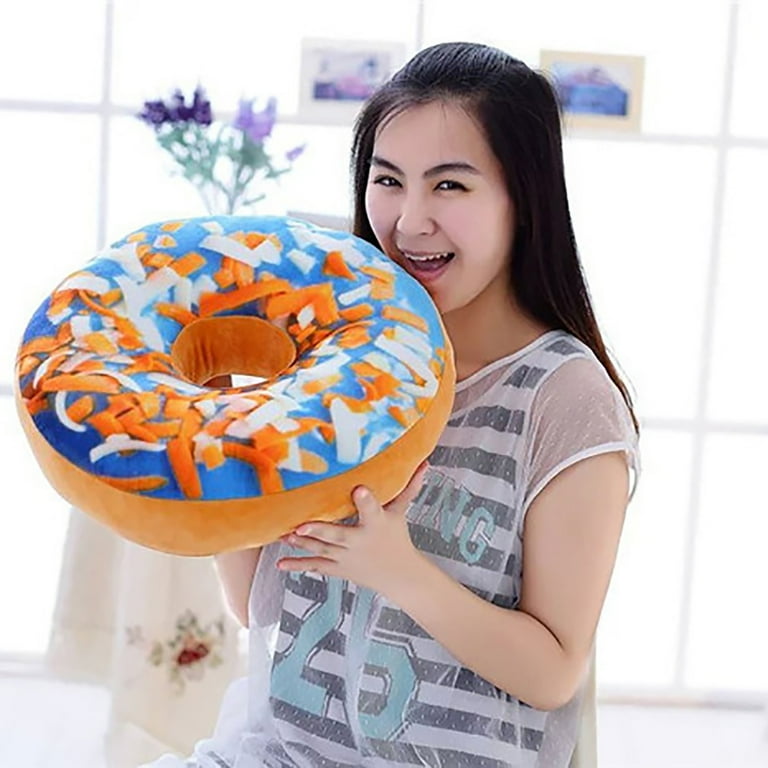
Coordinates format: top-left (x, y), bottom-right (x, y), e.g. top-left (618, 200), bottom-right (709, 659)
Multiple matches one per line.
top-left (372, 175), bottom-right (400, 187)
top-left (436, 180), bottom-right (467, 191)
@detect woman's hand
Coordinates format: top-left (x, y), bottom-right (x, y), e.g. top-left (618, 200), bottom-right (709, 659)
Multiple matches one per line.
top-left (276, 461), bottom-right (429, 597)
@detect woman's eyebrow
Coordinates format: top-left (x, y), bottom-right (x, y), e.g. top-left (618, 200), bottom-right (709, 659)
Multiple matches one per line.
top-left (370, 155), bottom-right (481, 177)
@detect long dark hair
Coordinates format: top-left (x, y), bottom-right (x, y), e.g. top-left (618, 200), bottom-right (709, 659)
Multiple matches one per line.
top-left (350, 42), bottom-right (638, 432)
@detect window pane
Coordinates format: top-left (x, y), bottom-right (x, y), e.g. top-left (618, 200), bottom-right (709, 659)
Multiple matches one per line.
top-left (707, 149), bottom-right (768, 424)
top-left (423, 0), bottom-right (730, 136)
top-left (0, 113), bottom-right (100, 385)
top-left (0, 0), bottom-right (104, 102)
top-left (685, 434), bottom-right (768, 691)
top-left (731, 0), bottom-right (768, 138)
top-left (597, 430), bottom-right (692, 688)
top-left (107, 116), bottom-right (207, 240)
top-left (564, 141), bottom-right (717, 421)
top-left (111, 0), bottom-right (417, 114)
top-left (0, 397), bottom-right (70, 655)
top-left (271, 124), bottom-right (353, 220)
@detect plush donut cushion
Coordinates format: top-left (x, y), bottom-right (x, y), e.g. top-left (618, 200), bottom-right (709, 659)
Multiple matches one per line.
top-left (15, 216), bottom-right (455, 555)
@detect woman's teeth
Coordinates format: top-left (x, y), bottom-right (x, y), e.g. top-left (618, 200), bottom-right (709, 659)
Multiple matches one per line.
top-left (400, 250), bottom-right (455, 277)
top-left (403, 251), bottom-right (453, 262)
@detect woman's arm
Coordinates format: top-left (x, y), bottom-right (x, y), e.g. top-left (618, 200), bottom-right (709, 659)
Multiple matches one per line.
top-left (214, 548), bottom-right (262, 627)
top-left (385, 451), bottom-right (629, 710)
top-left (277, 450), bottom-right (629, 710)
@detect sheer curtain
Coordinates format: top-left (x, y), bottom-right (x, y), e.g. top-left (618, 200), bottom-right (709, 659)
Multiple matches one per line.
top-left (46, 507), bottom-right (243, 767)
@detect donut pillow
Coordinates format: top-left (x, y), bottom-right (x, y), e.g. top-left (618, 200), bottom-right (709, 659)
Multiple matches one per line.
top-left (14, 216), bottom-right (455, 556)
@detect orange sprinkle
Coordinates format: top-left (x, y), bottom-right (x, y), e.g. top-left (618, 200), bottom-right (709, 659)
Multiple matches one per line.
top-left (263, 441), bottom-right (289, 464)
top-left (47, 290), bottom-right (76, 318)
top-left (200, 279), bottom-right (292, 316)
top-left (323, 250), bottom-right (356, 280)
top-left (101, 288), bottom-right (122, 306)
top-left (372, 372), bottom-right (400, 398)
top-left (88, 411), bottom-right (125, 437)
top-left (164, 397), bottom-right (190, 420)
top-left (204, 418), bottom-right (230, 438)
top-left (222, 442), bottom-right (283, 494)
top-left (99, 474), bottom-right (168, 492)
top-left (388, 405), bottom-right (415, 428)
top-left (371, 280), bottom-right (395, 300)
top-left (106, 394), bottom-right (136, 416)
top-left (323, 393), bottom-right (371, 413)
top-left (265, 283), bottom-right (340, 325)
top-left (27, 394), bottom-right (48, 415)
top-left (42, 374), bottom-right (119, 394)
top-left (382, 306), bottom-right (429, 333)
top-left (202, 442), bottom-right (225, 470)
top-left (359, 379), bottom-right (378, 401)
top-left (20, 335), bottom-right (61, 356)
top-left (336, 326), bottom-right (371, 349)
top-left (361, 267), bottom-right (395, 283)
top-left (66, 395), bottom-right (94, 423)
top-left (16, 355), bottom-right (40, 378)
top-left (121, 421), bottom-right (160, 443)
top-left (171, 251), bottom-right (206, 277)
top-left (351, 361), bottom-right (383, 378)
top-left (295, 324), bottom-right (317, 344)
top-left (78, 291), bottom-right (120, 320)
top-left (154, 235), bottom-right (177, 249)
top-left (156, 303), bottom-right (197, 326)
top-left (160, 221), bottom-right (185, 233)
top-left (301, 450), bottom-right (328, 475)
top-left (144, 252), bottom-right (173, 269)
top-left (232, 260), bottom-right (254, 287)
top-left (302, 373), bottom-right (342, 395)
top-left (83, 332), bottom-right (119, 356)
top-left (144, 420), bottom-right (181, 438)
top-left (340, 303), bottom-right (374, 322)
top-left (180, 408), bottom-right (203, 440)
top-left (168, 438), bottom-right (202, 499)
top-left (127, 231), bottom-right (149, 242)
top-left (214, 268), bottom-right (235, 289)
top-left (415, 397), bottom-right (432, 413)
top-left (136, 392), bottom-right (161, 419)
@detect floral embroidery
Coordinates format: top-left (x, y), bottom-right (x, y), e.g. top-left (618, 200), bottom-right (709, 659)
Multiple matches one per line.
top-left (126, 609), bottom-right (227, 693)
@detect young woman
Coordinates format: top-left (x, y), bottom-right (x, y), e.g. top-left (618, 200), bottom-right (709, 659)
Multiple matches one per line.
top-left (146, 41), bottom-right (639, 768)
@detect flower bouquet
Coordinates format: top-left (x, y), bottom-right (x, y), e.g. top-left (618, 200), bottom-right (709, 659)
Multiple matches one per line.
top-left (138, 86), bottom-right (304, 215)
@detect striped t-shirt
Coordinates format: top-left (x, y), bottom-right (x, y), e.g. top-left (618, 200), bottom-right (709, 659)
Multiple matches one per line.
top-left (165, 330), bottom-right (639, 768)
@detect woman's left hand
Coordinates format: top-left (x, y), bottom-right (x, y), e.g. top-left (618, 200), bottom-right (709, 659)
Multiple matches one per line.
top-left (276, 461), bottom-right (429, 597)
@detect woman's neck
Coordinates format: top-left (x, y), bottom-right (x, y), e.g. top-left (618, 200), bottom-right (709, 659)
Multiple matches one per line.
top-left (442, 292), bottom-right (552, 383)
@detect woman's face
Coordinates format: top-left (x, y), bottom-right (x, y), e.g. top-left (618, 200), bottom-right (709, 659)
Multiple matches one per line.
top-left (365, 100), bottom-right (515, 316)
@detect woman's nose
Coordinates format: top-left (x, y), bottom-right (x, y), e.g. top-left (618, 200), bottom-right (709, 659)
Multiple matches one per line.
top-left (396, 192), bottom-right (436, 238)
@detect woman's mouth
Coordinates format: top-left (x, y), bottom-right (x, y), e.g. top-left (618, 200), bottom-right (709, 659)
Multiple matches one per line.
top-left (399, 250), bottom-right (456, 282)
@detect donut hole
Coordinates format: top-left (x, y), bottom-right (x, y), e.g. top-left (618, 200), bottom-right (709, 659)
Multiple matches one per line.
top-left (171, 315), bottom-right (296, 388)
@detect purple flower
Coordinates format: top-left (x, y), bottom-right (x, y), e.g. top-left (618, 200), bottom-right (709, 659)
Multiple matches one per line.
top-left (191, 86), bottom-right (213, 126)
top-left (233, 97), bottom-right (277, 143)
top-left (286, 144), bottom-right (305, 163)
top-left (137, 99), bottom-right (172, 126)
top-left (137, 86), bottom-right (213, 127)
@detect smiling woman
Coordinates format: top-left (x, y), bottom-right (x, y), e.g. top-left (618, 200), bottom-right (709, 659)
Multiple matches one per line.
top-left (364, 102), bottom-right (517, 327)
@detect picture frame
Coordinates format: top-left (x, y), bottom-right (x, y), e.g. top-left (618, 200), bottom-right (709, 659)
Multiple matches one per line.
top-left (538, 49), bottom-right (645, 132)
top-left (298, 38), bottom-right (408, 125)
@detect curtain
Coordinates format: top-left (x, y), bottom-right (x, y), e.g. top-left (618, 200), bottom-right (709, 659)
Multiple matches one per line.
top-left (46, 507), bottom-right (243, 767)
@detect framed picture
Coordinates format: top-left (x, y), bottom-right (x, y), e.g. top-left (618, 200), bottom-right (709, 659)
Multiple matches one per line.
top-left (299, 38), bottom-right (408, 125)
top-left (539, 50), bottom-right (645, 132)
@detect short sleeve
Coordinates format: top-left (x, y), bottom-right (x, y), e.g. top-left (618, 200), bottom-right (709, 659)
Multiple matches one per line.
top-left (521, 356), bottom-right (640, 517)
